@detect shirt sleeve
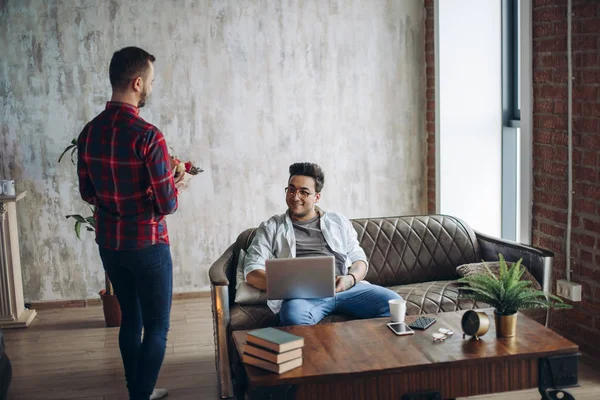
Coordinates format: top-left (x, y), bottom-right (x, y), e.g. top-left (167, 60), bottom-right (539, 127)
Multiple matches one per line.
top-left (243, 221), bottom-right (276, 280)
top-left (77, 130), bottom-right (97, 206)
top-left (144, 129), bottom-right (178, 215)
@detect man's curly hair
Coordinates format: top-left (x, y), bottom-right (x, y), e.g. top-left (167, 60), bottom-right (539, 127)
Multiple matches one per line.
top-left (288, 162), bottom-right (325, 193)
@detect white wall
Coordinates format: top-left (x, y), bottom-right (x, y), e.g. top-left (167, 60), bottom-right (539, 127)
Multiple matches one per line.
top-left (437, 0), bottom-right (502, 236)
top-left (0, 0), bottom-right (427, 301)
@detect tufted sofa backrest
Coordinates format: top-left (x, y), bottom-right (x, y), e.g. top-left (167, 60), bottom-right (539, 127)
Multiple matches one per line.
top-left (352, 215), bottom-right (480, 287)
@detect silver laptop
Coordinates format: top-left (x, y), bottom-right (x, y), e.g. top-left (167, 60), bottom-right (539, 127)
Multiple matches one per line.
top-left (266, 256), bottom-right (336, 300)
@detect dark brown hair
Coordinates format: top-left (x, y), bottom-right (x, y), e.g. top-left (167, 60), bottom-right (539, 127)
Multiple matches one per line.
top-left (289, 162), bottom-right (325, 193)
top-left (109, 47), bottom-right (155, 91)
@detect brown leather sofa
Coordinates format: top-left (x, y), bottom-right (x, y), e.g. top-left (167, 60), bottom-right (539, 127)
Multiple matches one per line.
top-left (209, 215), bottom-right (554, 398)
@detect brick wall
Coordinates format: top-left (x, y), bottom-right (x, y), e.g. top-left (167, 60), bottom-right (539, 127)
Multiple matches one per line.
top-left (425, 0), bottom-right (436, 214)
top-left (531, 0), bottom-right (600, 361)
top-left (424, 0), bottom-right (599, 360)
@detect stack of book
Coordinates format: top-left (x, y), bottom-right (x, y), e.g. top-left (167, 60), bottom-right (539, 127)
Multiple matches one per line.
top-left (242, 327), bottom-right (304, 374)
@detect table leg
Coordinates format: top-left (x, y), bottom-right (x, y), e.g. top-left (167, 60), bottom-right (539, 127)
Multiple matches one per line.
top-left (538, 354), bottom-right (579, 400)
top-left (247, 385), bottom-right (297, 400)
top-left (401, 391), bottom-right (443, 400)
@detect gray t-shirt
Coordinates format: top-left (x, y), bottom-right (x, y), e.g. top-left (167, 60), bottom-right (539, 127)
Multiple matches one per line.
top-left (292, 214), bottom-right (345, 275)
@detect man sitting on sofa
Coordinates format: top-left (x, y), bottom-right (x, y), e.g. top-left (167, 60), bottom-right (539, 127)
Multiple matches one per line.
top-left (243, 162), bottom-right (401, 326)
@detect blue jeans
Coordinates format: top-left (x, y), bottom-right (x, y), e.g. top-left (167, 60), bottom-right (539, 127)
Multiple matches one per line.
top-left (99, 244), bottom-right (173, 400)
top-left (279, 283), bottom-right (401, 326)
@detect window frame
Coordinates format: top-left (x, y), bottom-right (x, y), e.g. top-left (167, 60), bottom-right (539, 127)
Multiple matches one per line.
top-left (502, 0), bottom-right (520, 124)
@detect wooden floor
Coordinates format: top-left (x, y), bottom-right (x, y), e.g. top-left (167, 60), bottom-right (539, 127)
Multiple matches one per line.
top-left (4, 297), bottom-right (600, 400)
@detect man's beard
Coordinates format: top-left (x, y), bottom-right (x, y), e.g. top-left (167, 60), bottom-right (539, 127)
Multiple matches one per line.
top-left (138, 88), bottom-right (148, 108)
top-left (288, 204), bottom-right (313, 220)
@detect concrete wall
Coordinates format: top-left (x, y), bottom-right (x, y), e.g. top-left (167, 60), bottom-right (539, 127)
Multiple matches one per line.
top-left (0, 0), bottom-right (426, 302)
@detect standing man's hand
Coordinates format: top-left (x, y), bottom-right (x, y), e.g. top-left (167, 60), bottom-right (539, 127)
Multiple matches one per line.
top-left (174, 170), bottom-right (185, 185)
top-left (170, 155), bottom-right (185, 189)
top-left (169, 155), bottom-right (185, 182)
top-left (335, 275), bottom-right (355, 293)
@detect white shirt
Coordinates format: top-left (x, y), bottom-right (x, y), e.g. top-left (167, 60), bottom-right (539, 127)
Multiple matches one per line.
top-left (243, 208), bottom-right (368, 314)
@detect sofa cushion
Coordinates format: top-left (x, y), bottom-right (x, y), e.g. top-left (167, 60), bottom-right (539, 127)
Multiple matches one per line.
top-left (353, 215), bottom-right (480, 287)
top-left (387, 281), bottom-right (488, 315)
top-left (230, 304), bottom-right (279, 331)
top-left (456, 261), bottom-right (542, 291)
top-left (228, 228), bottom-right (259, 303)
top-left (234, 249), bottom-right (268, 305)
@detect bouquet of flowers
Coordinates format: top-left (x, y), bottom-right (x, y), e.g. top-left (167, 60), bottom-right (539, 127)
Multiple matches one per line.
top-left (169, 147), bottom-right (203, 191)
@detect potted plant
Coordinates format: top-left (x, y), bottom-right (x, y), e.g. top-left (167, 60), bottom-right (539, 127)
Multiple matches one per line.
top-left (59, 139), bottom-right (121, 327)
top-left (458, 254), bottom-right (571, 338)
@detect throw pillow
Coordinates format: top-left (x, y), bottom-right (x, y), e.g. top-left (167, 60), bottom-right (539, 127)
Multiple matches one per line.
top-left (234, 249), bottom-right (268, 305)
top-left (456, 261), bottom-right (542, 291)
top-left (235, 249), bottom-right (246, 290)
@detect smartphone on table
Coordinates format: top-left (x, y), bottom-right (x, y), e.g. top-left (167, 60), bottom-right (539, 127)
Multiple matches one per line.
top-left (387, 322), bottom-right (415, 336)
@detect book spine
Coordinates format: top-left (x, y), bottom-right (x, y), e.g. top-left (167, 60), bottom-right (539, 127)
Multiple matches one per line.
top-left (244, 344), bottom-right (302, 364)
top-left (242, 353), bottom-right (303, 374)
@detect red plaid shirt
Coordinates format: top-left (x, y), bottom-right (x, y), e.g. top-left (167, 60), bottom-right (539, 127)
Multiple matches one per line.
top-left (77, 101), bottom-right (178, 250)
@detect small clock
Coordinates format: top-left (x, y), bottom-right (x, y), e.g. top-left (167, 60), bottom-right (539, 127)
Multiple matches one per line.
top-left (461, 310), bottom-right (490, 340)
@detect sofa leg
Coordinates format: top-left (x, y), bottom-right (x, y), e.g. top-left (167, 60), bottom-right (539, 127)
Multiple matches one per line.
top-left (217, 362), bottom-right (234, 399)
top-left (212, 285), bottom-right (234, 398)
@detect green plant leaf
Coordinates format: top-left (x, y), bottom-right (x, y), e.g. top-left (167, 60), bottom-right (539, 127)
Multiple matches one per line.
top-left (550, 302), bottom-right (573, 309)
top-left (459, 273), bottom-right (504, 301)
top-left (508, 257), bottom-right (524, 285)
top-left (66, 214), bottom-right (86, 223)
top-left (58, 139), bottom-right (77, 163)
top-left (503, 280), bottom-right (532, 300)
top-left (482, 261), bottom-right (498, 280)
top-left (459, 272), bottom-right (499, 286)
top-left (75, 221), bottom-right (82, 239)
top-left (460, 286), bottom-right (500, 307)
top-left (85, 216), bottom-right (96, 228)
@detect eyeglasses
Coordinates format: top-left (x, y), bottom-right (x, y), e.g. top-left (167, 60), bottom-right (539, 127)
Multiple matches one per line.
top-left (285, 186), bottom-right (315, 199)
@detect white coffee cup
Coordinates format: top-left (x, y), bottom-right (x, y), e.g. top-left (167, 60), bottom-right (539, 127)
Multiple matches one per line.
top-left (0, 180), bottom-right (15, 196)
top-left (389, 298), bottom-right (407, 323)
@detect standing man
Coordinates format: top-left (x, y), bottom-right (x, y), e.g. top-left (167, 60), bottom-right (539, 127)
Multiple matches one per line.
top-left (77, 47), bottom-right (181, 400)
top-left (243, 162), bottom-right (401, 325)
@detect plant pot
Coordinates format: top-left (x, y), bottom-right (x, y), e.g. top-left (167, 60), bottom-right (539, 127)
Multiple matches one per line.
top-left (100, 292), bottom-right (122, 327)
top-left (494, 311), bottom-right (518, 338)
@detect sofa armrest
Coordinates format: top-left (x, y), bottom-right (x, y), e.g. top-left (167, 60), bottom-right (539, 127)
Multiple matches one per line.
top-left (209, 244), bottom-right (235, 286)
top-left (475, 231), bottom-right (554, 293)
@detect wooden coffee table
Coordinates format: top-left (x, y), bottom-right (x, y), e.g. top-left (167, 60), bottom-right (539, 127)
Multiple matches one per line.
top-left (232, 310), bottom-right (579, 400)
